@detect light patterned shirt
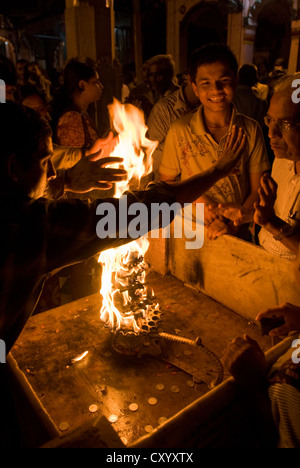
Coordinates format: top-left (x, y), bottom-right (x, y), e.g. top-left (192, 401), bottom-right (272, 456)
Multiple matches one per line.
top-left (159, 105), bottom-right (270, 205)
top-left (259, 158), bottom-right (300, 260)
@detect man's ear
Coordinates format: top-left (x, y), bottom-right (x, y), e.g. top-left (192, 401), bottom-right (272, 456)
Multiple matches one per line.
top-left (7, 153), bottom-right (21, 182)
top-left (191, 81), bottom-right (199, 98)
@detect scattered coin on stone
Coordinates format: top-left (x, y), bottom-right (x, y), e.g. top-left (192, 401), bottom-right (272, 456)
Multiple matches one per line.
top-left (158, 417), bottom-right (168, 425)
top-left (170, 385), bottom-right (180, 393)
top-left (145, 425), bottom-right (154, 433)
top-left (155, 383), bottom-right (165, 391)
top-left (186, 380), bottom-right (195, 387)
top-left (148, 397), bottom-right (157, 405)
top-left (59, 422), bottom-right (69, 431)
top-left (89, 404), bottom-right (99, 413)
top-left (108, 414), bottom-right (118, 423)
top-left (129, 403), bottom-right (139, 412)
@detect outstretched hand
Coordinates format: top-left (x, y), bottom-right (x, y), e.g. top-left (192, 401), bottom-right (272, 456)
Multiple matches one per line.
top-left (65, 156), bottom-right (127, 193)
top-left (85, 132), bottom-right (119, 161)
top-left (214, 125), bottom-right (247, 175)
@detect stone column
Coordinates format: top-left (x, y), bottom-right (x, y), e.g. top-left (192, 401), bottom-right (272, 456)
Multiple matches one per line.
top-left (288, 20), bottom-right (300, 73)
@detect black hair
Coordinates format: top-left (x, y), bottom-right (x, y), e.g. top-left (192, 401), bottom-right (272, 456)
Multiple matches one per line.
top-left (0, 101), bottom-right (52, 170)
top-left (189, 43), bottom-right (239, 83)
top-left (51, 57), bottom-right (97, 128)
top-left (238, 63), bottom-right (258, 87)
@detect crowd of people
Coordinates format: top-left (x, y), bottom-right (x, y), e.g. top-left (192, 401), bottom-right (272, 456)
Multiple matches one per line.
top-left (0, 45), bottom-right (299, 448)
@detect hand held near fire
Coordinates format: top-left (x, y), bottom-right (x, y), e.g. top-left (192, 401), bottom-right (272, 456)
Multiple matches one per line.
top-left (64, 156), bottom-right (127, 193)
top-left (85, 132), bottom-right (119, 161)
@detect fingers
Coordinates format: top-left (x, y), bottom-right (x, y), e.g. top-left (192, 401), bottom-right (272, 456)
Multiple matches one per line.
top-left (91, 156), bottom-right (124, 166)
top-left (256, 305), bottom-right (286, 321)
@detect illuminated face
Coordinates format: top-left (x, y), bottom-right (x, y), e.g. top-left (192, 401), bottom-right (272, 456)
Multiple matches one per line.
top-left (22, 136), bottom-right (55, 199)
top-left (192, 61), bottom-right (236, 114)
top-left (265, 91), bottom-right (300, 161)
top-left (83, 73), bottom-right (103, 103)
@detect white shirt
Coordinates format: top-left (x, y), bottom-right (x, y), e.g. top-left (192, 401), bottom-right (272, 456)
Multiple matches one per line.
top-left (259, 158), bottom-right (300, 260)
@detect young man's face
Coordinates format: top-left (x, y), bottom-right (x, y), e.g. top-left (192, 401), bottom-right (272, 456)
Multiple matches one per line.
top-left (21, 136), bottom-right (55, 199)
top-left (266, 91), bottom-right (300, 161)
top-left (192, 61), bottom-right (237, 114)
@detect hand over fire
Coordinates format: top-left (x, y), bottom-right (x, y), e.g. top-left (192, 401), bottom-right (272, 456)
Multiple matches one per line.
top-left (64, 156), bottom-right (127, 193)
top-left (85, 131), bottom-right (119, 161)
top-left (215, 125), bottom-right (246, 175)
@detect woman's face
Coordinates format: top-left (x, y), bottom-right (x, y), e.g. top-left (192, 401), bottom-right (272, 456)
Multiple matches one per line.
top-left (82, 72), bottom-right (103, 103)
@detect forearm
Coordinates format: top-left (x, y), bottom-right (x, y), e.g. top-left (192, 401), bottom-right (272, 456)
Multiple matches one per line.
top-left (168, 166), bottom-right (223, 205)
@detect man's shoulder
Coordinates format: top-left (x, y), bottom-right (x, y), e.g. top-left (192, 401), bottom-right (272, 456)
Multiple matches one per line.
top-left (169, 108), bottom-right (197, 131)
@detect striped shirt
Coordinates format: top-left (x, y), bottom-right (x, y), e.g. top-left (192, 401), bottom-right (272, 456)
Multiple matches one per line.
top-left (259, 158), bottom-right (300, 260)
top-left (147, 85), bottom-right (198, 179)
top-left (268, 337), bottom-right (300, 448)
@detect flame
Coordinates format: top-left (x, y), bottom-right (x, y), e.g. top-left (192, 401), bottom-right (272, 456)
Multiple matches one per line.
top-left (108, 99), bottom-right (157, 198)
top-left (98, 99), bottom-right (158, 333)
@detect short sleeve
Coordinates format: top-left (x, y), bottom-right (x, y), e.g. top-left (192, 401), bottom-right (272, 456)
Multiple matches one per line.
top-left (56, 111), bottom-right (85, 147)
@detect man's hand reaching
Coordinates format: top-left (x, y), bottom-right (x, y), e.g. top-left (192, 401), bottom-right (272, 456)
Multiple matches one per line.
top-left (64, 156), bottom-right (127, 193)
top-left (85, 132), bottom-right (119, 161)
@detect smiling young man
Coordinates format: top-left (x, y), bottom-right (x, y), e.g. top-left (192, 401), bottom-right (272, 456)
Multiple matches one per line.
top-left (159, 43), bottom-right (270, 241)
top-left (216, 73), bottom-right (300, 259)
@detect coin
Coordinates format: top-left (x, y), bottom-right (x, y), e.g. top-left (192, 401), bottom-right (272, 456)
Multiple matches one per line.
top-left (158, 417), bottom-right (168, 425)
top-left (186, 380), bottom-right (195, 387)
top-left (148, 397), bottom-right (157, 405)
top-left (89, 404), bottom-right (99, 413)
top-left (104, 351), bottom-right (112, 357)
top-left (145, 425), bottom-right (153, 433)
top-left (108, 414), bottom-right (118, 423)
top-left (184, 349), bottom-right (192, 356)
top-left (59, 422), bottom-right (69, 431)
top-left (170, 385), bottom-right (180, 393)
top-left (129, 403), bottom-right (139, 412)
top-left (155, 383), bottom-right (164, 391)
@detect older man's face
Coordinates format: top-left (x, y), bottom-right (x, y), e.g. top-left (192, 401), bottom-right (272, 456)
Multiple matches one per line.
top-left (266, 91), bottom-right (300, 161)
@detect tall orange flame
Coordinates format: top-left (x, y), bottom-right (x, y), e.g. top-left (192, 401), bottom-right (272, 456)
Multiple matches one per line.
top-left (98, 99), bottom-right (158, 333)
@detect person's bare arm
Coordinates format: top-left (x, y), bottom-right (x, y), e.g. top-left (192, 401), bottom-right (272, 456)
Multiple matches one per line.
top-left (170, 126), bottom-right (247, 205)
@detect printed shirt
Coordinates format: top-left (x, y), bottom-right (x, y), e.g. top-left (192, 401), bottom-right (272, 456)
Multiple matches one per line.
top-left (159, 105), bottom-right (270, 205)
top-left (259, 158), bottom-right (300, 260)
top-left (56, 110), bottom-right (99, 148)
